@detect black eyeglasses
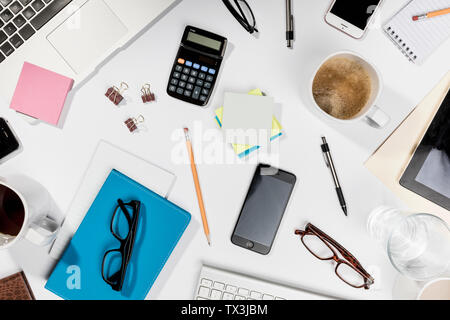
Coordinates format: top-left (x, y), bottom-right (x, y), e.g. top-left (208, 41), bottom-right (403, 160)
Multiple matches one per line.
top-left (102, 199), bottom-right (141, 292)
top-left (222, 0), bottom-right (258, 34)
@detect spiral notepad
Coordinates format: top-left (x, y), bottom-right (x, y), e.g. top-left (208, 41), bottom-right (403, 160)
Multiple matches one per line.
top-left (384, 0), bottom-right (450, 64)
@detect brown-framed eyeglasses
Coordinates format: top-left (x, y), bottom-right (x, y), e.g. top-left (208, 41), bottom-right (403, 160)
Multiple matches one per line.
top-left (295, 223), bottom-right (374, 289)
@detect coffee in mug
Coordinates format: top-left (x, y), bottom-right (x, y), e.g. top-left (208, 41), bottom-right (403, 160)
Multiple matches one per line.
top-left (310, 51), bottom-right (389, 128)
top-left (312, 57), bottom-right (372, 120)
top-left (0, 184), bottom-right (25, 239)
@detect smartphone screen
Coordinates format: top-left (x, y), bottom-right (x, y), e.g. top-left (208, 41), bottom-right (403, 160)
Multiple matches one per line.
top-left (0, 118), bottom-right (19, 160)
top-left (231, 165), bottom-right (296, 255)
top-left (330, 0), bottom-right (381, 30)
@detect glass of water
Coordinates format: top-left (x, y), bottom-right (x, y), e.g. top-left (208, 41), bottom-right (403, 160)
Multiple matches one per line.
top-left (368, 206), bottom-right (450, 281)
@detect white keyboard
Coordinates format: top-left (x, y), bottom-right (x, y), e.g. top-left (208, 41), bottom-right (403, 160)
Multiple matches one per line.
top-left (195, 265), bottom-right (331, 300)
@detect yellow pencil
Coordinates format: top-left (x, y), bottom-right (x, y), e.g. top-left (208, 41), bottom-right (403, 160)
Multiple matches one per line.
top-left (413, 7), bottom-right (450, 21)
top-left (184, 127), bottom-right (211, 245)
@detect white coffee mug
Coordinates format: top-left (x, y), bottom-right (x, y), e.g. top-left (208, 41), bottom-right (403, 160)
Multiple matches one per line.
top-left (0, 175), bottom-right (59, 249)
top-left (417, 277), bottom-right (450, 300)
top-left (310, 51), bottom-right (390, 128)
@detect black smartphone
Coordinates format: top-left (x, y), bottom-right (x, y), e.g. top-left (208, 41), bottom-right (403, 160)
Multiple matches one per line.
top-left (0, 118), bottom-right (20, 161)
top-left (231, 164), bottom-right (297, 255)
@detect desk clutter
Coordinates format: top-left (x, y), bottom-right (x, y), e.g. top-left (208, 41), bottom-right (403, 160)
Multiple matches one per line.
top-left (0, 0), bottom-right (449, 303)
top-left (46, 170), bottom-right (190, 299)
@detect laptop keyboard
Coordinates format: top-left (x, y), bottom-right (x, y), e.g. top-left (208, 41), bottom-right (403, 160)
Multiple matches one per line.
top-left (0, 0), bottom-right (73, 63)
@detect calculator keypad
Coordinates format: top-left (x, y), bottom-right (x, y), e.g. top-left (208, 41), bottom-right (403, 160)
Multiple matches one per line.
top-left (167, 57), bottom-right (218, 106)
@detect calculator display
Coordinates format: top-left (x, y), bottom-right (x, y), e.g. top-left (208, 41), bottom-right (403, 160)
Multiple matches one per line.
top-left (187, 32), bottom-right (222, 51)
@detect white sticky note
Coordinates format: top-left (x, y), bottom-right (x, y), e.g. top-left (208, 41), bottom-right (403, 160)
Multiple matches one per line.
top-left (222, 93), bottom-right (274, 147)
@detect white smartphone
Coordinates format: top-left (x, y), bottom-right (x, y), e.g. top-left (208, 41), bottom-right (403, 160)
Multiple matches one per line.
top-left (325, 0), bottom-right (382, 39)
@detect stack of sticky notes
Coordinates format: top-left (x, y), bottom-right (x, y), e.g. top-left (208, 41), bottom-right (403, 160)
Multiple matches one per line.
top-left (10, 62), bottom-right (73, 126)
top-left (215, 89), bottom-right (283, 158)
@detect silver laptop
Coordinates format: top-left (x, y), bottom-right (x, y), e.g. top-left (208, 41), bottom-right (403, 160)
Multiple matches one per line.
top-left (0, 0), bottom-right (177, 103)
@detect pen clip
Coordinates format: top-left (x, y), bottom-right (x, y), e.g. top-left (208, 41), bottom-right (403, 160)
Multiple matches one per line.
top-left (323, 152), bottom-right (330, 168)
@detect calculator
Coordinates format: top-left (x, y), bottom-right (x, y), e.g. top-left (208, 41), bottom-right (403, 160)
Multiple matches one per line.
top-left (167, 26), bottom-right (227, 107)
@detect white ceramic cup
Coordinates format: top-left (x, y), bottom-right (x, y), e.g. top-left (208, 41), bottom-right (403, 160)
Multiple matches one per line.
top-left (310, 51), bottom-right (390, 128)
top-left (417, 277), bottom-right (450, 300)
top-left (0, 175), bottom-right (59, 249)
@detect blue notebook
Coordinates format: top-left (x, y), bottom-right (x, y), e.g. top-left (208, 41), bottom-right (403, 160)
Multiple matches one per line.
top-left (45, 169), bottom-right (191, 300)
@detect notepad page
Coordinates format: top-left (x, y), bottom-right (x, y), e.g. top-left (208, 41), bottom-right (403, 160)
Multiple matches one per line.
top-left (49, 141), bottom-right (175, 260)
top-left (384, 0), bottom-right (450, 64)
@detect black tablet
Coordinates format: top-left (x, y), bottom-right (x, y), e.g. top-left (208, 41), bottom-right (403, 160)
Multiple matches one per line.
top-left (399, 88), bottom-right (450, 211)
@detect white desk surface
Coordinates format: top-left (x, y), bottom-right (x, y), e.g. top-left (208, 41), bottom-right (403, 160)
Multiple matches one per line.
top-left (0, 0), bottom-right (449, 300)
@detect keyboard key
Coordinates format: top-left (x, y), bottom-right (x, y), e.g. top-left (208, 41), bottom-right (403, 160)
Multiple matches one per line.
top-left (188, 77), bottom-right (195, 84)
top-left (22, 6), bottom-right (35, 19)
top-left (178, 81), bottom-right (186, 88)
top-left (172, 71), bottom-right (180, 78)
top-left (190, 70), bottom-right (197, 77)
top-left (0, 41), bottom-right (14, 55)
top-left (175, 65), bottom-right (182, 72)
top-left (192, 86), bottom-right (201, 99)
top-left (9, 1), bottom-right (23, 14)
top-left (226, 285), bottom-right (237, 293)
top-left (182, 67), bottom-right (190, 74)
top-left (198, 72), bottom-right (205, 80)
top-left (200, 65), bottom-right (208, 72)
top-left (250, 291), bottom-right (262, 299)
top-left (19, 0), bottom-right (32, 5)
top-left (238, 288), bottom-right (249, 296)
top-left (235, 295), bottom-right (246, 300)
top-left (208, 68), bottom-right (216, 75)
top-left (0, 9), bottom-right (13, 22)
top-left (186, 83), bottom-right (193, 90)
top-left (206, 75), bottom-right (214, 82)
top-left (204, 82), bottom-right (211, 89)
top-left (13, 14), bottom-right (26, 27)
top-left (0, 30), bottom-right (7, 44)
top-left (195, 79), bottom-right (203, 86)
top-left (176, 87), bottom-right (184, 95)
top-left (183, 90), bottom-right (191, 97)
top-left (263, 294), bottom-right (274, 300)
top-left (198, 286), bottom-right (210, 298)
top-left (31, 0), bottom-right (44, 11)
top-left (168, 85), bottom-right (176, 92)
top-left (0, 52), bottom-right (5, 63)
top-left (18, 23), bottom-right (34, 39)
top-left (0, 0), bottom-right (12, 6)
top-left (223, 292), bottom-right (234, 300)
top-left (210, 289), bottom-right (222, 300)
top-left (193, 63), bottom-right (200, 69)
top-left (177, 58), bottom-right (185, 64)
top-left (9, 33), bottom-right (23, 48)
top-left (199, 95), bottom-right (207, 102)
top-left (201, 88), bottom-right (209, 95)
top-left (200, 278), bottom-right (213, 287)
top-left (213, 282), bottom-right (225, 290)
top-left (170, 78), bottom-right (178, 86)
top-left (4, 22), bottom-right (16, 35)
top-left (30, 0), bottom-right (72, 30)
top-left (180, 74), bottom-right (188, 81)
top-left (185, 60), bottom-right (192, 67)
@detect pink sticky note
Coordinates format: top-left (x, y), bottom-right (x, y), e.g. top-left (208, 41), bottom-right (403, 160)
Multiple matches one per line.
top-left (10, 62), bottom-right (73, 125)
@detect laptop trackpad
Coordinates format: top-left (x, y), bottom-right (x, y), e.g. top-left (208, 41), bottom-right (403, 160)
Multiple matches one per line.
top-left (47, 0), bottom-right (128, 74)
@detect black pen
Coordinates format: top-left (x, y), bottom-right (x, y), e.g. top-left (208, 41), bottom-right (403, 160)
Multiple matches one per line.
top-left (320, 137), bottom-right (348, 216)
top-left (286, 0), bottom-right (294, 48)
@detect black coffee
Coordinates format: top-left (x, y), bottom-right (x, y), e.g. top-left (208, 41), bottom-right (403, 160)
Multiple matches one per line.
top-left (0, 185), bottom-right (25, 236)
